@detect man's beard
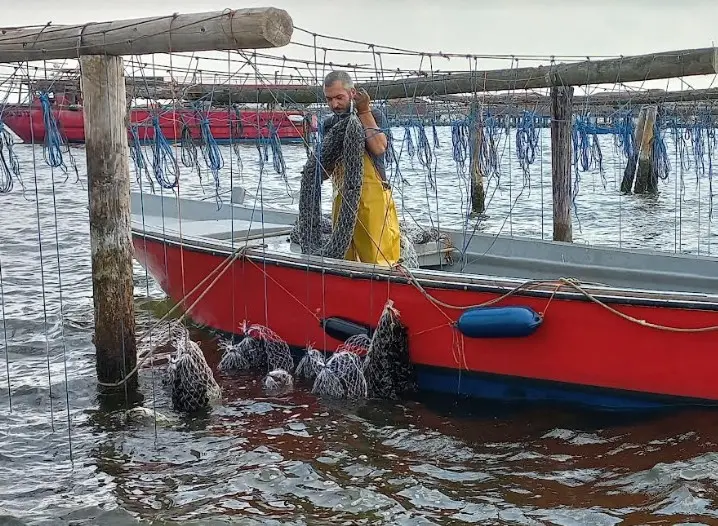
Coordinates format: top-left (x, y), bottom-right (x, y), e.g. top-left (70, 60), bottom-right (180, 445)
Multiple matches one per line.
top-left (332, 102), bottom-right (352, 117)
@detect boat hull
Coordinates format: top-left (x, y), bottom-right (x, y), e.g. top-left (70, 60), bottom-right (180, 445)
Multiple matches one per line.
top-left (131, 233), bottom-right (718, 411)
top-left (1, 104), bottom-right (313, 144)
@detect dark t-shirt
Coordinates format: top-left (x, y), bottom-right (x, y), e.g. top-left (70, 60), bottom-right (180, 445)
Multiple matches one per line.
top-left (320, 108), bottom-right (388, 182)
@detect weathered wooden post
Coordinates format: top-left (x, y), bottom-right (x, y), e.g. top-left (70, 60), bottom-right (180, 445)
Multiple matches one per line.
top-left (469, 104), bottom-right (486, 215)
top-left (550, 85), bottom-right (574, 243)
top-left (621, 105), bottom-right (658, 194)
top-left (81, 55), bottom-right (137, 389)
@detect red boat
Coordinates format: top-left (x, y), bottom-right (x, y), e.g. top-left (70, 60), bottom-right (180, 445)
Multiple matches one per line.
top-left (130, 191), bottom-right (718, 411)
top-left (1, 94), bottom-right (316, 145)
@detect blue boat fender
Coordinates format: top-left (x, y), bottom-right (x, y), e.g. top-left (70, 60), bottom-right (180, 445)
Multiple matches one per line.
top-left (455, 305), bottom-right (543, 338)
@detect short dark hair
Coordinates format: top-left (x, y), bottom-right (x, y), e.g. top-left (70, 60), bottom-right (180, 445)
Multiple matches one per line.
top-left (323, 70), bottom-right (353, 89)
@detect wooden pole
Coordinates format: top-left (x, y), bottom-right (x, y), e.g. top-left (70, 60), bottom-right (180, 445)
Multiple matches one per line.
top-left (0, 7), bottom-right (293, 62)
top-left (469, 110), bottom-right (486, 215)
top-left (551, 86), bottom-right (574, 243)
top-left (146, 46), bottom-right (718, 104)
top-left (621, 105), bottom-right (658, 194)
top-left (81, 55), bottom-right (137, 390)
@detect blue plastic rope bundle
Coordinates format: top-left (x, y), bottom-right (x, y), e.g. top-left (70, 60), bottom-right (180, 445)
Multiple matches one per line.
top-left (572, 115), bottom-right (604, 174)
top-left (651, 112), bottom-right (670, 182)
top-left (231, 106), bottom-right (244, 166)
top-left (264, 121), bottom-right (286, 177)
top-left (416, 122), bottom-right (437, 189)
top-left (451, 119), bottom-right (469, 174)
top-left (150, 115), bottom-right (179, 189)
top-left (0, 119), bottom-right (22, 194)
top-left (611, 111), bottom-right (636, 162)
top-left (483, 113), bottom-right (502, 179)
top-left (668, 116), bottom-right (691, 171)
top-left (515, 111), bottom-right (540, 179)
top-left (129, 124), bottom-right (154, 193)
top-left (38, 92), bottom-right (67, 170)
top-left (431, 119), bottom-right (440, 149)
top-left (179, 121), bottom-right (201, 179)
top-left (199, 115), bottom-right (224, 189)
top-left (402, 124), bottom-right (416, 160)
top-left (687, 107), bottom-right (715, 178)
top-left (382, 119), bottom-right (404, 184)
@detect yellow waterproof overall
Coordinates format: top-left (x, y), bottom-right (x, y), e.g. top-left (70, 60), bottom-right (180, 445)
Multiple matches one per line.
top-left (331, 152), bottom-right (401, 266)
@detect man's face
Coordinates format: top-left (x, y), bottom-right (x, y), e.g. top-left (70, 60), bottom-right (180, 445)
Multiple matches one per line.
top-left (324, 80), bottom-right (355, 115)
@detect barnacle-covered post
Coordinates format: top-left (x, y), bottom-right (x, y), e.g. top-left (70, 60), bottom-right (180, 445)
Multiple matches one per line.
top-left (80, 55), bottom-right (138, 389)
top-left (621, 105), bottom-right (658, 194)
top-left (550, 85), bottom-right (574, 243)
top-left (0, 7), bottom-right (294, 390)
top-left (469, 102), bottom-right (486, 215)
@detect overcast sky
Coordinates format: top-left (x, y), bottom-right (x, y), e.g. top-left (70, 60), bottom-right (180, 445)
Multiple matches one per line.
top-left (3, 1), bottom-right (718, 91)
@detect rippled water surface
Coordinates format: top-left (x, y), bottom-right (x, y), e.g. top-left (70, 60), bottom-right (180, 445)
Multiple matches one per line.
top-left (2, 126), bottom-right (718, 525)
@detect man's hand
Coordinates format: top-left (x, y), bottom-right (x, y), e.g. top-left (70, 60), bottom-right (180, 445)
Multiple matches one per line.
top-left (354, 88), bottom-right (371, 115)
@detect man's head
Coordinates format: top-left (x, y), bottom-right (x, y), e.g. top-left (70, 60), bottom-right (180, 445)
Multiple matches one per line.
top-left (323, 70), bottom-right (356, 115)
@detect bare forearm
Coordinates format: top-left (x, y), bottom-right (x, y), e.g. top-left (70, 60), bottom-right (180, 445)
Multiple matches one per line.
top-left (358, 111), bottom-right (388, 156)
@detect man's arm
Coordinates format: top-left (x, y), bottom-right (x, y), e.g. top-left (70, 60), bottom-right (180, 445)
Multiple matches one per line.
top-left (359, 109), bottom-right (388, 156)
top-left (354, 89), bottom-right (388, 156)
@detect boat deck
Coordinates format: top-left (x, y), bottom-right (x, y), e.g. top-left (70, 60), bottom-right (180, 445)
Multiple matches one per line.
top-left (131, 193), bottom-right (453, 268)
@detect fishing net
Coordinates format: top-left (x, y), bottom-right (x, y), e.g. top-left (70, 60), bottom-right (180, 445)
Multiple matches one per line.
top-left (289, 214), bottom-right (333, 245)
top-left (362, 300), bottom-right (417, 400)
top-left (295, 346), bottom-right (326, 383)
top-left (399, 231), bottom-right (419, 269)
top-left (214, 304), bottom-right (413, 402)
top-left (217, 335), bottom-right (266, 372)
top-left (313, 350), bottom-right (368, 399)
top-left (399, 221), bottom-right (453, 247)
top-left (160, 324), bottom-right (221, 412)
top-left (217, 322), bottom-right (294, 374)
top-left (294, 113), bottom-right (364, 259)
top-left (294, 306), bottom-right (414, 400)
top-left (337, 333), bottom-right (371, 355)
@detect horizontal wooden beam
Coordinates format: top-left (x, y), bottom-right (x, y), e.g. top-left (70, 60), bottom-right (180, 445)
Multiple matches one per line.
top-left (431, 87), bottom-right (718, 106)
top-left (183, 46), bottom-right (718, 103)
top-left (0, 7), bottom-right (293, 63)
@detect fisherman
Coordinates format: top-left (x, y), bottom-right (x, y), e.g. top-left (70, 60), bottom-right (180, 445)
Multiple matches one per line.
top-left (321, 70), bottom-right (401, 266)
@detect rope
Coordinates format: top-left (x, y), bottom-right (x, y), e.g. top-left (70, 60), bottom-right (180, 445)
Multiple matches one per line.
top-left (38, 92), bottom-right (66, 170)
top-left (199, 113), bottom-right (224, 208)
top-left (179, 120), bottom-right (201, 181)
top-left (150, 114), bottom-right (179, 189)
top-left (129, 124), bottom-right (155, 193)
top-left (515, 110), bottom-right (539, 181)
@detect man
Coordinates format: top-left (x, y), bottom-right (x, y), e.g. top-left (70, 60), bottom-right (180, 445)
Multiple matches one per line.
top-left (320, 70), bottom-right (401, 266)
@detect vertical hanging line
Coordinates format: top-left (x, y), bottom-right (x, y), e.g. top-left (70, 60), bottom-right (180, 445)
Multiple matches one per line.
top-left (252, 49), bottom-right (270, 329)
top-left (48, 154), bottom-right (73, 463)
top-left (128, 46), bottom-right (159, 444)
top-left (227, 50), bottom-right (238, 343)
top-left (27, 86), bottom-right (55, 431)
top-left (0, 254), bottom-right (11, 413)
top-left (168, 16), bottom-right (190, 327)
